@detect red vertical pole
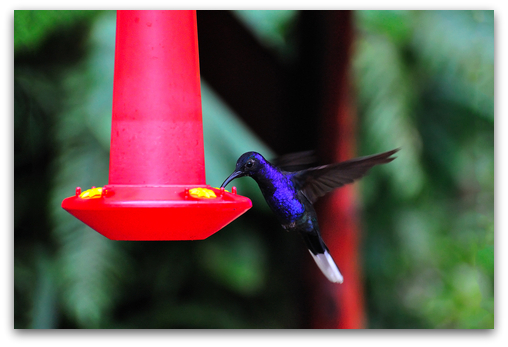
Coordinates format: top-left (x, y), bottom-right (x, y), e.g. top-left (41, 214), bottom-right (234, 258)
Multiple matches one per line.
top-left (310, 10), bottom-right (365, 329)
top-left (109, 10), bottom-right (205, 185)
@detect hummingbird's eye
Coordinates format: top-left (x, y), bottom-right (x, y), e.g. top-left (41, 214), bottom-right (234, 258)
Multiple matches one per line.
top-left (246, 161), bottom-right (254, 168)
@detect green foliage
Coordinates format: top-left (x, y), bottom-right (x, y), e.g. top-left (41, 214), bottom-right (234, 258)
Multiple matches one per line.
top-left (232, 10), bottom-right (298, 60)
top-left (196, 222), bottom-right (268, 295)
top-left (353, 25), bottom-right (425, 199)
top-left (15, 10), bottom-right (101, 53)
top-left (354, 10), bottom-right (494, 328)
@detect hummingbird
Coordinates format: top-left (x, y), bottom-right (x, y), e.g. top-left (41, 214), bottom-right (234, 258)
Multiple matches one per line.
top-left (221, 149), bottom-right (398, 283)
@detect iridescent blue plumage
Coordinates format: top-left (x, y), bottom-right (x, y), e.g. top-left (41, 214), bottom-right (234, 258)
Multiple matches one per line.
top-left (256, 162), bottom-right (305, 225)
top-left (221, 149), bottom-right (398, 283)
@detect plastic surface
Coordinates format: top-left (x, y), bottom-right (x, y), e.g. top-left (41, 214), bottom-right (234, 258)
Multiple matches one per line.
top-left (62, 185), bottom-right (251, 240)
top-left (110, 10), bottom-right (205, 185)
top-left (62, 10), bottom-right (251, 240)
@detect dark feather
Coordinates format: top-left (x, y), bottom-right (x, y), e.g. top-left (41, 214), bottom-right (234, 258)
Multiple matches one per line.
top-left (293, 148), bottom-right (399, 203)
top-left (300, 230), bottom-right (328, 255)
top-left (270, 150), bottom-right (317, 172)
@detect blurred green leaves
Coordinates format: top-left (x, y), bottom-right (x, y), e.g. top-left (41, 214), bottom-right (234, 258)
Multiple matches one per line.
top-left (47, 11), bottom-right (129, 328)
top-left (232, 10), bottom-right (297, 59)
top-left (354, 10), bottom-right (494, 328)
top-left (413, 11), bottom-right (494, 121)
top-left (15, 10), bottom-right (101, 53)
top-left (357, 10), bottom-right (413, 45)
top-left (354, 25), bottom-right (424, 199)
top-left (197, 223), bottom-right (267, 296)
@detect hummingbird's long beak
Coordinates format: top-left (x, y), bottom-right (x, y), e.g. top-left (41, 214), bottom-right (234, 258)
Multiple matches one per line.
top-left (220, 171), bottom-right (244, 188)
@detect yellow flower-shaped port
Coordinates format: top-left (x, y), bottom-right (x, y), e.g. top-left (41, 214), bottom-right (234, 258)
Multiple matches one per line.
top-left (79, 187), bottom-right (103, 199)
top-left (189, 188), bottom-right (217, 199)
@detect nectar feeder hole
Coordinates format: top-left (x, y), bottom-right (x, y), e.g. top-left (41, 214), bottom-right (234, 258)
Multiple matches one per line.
top-left (61, 10), bottom-right (252, 240)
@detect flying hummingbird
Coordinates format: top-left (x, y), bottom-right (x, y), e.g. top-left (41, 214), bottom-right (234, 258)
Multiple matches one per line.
top-left (221, 149), bottom-right (398, 283)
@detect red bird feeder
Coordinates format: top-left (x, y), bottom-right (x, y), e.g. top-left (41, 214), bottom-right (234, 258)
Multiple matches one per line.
top-left (61, 10), bottom-right (252, 240)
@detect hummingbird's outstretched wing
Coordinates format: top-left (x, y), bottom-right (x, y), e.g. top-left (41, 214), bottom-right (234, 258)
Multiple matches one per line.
top-left (270, 150), bottom-right (317, 172)
top-left (293, 148), bottom-right (399, 204)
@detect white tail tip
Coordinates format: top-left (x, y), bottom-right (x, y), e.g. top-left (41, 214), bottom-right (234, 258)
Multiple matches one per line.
top-left (309, 250), bottom-right (344, 283)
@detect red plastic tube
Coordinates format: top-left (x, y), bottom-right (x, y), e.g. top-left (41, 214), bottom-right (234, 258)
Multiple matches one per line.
top-left (110, 10), bottom-right (205, 185)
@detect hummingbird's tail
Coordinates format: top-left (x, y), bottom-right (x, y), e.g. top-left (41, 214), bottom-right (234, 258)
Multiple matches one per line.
top-left (301, 233), bottom-right (344, 283)
top-left (308, 250), bottom-right (344, 283)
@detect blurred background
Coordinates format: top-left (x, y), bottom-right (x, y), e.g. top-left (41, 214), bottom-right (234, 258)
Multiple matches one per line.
top-left (14, 10), bottom-right (493, 328)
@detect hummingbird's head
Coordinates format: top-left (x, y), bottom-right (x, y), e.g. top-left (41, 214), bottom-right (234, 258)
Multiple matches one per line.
top-left (220, 152), bottom-right (267, 188)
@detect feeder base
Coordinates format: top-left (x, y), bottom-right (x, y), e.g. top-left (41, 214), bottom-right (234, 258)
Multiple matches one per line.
top-left (61, 185), bottom-right (252, 240)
